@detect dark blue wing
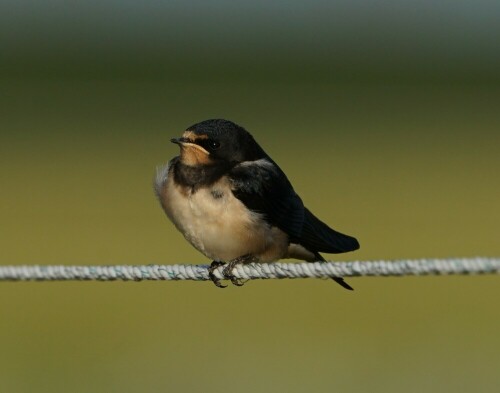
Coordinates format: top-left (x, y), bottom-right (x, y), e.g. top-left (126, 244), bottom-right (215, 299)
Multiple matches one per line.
top-left (229, 159), bottom-right (360, 254)
top-left (229, 159), bottom-right (305, 240)
top-left (301, 208), bottom-right (360, 253)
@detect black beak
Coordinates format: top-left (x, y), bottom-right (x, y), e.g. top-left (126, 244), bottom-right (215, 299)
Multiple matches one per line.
top-left (171, 137), bottom-right (188, 145)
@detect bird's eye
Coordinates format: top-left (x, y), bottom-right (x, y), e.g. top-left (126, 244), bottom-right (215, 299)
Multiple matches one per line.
top-left (209, 140), bottom-right (221, 150)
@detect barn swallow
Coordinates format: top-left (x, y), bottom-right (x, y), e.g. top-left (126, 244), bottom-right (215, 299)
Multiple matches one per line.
top-left (154, 119), bottom-right (360, 289)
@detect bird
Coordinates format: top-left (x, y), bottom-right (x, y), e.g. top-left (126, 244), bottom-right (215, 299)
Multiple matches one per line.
top-left (154, 119), bottom-right (359, 289)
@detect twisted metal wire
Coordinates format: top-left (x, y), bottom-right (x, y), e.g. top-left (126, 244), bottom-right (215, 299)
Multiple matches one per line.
top-left (0, 257), bottom-right (498, 282)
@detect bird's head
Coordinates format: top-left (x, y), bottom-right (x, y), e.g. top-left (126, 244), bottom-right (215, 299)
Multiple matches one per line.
top-left (171, 119), bottom-right (266, 166)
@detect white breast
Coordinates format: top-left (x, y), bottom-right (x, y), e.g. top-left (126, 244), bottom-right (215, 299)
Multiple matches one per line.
top-left (155, 163), bottom-right (288, 262)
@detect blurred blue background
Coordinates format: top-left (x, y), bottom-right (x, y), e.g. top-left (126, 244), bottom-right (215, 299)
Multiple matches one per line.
top-left (1, 1), bottom-right (499, 392)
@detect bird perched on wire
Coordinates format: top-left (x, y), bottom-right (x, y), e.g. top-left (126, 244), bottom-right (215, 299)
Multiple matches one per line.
top-left (154, 119), bottom-right (359, 289)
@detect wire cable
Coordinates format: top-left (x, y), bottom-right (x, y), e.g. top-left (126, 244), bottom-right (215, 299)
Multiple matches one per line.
top-left (0, 257), bottom-right (498, 282)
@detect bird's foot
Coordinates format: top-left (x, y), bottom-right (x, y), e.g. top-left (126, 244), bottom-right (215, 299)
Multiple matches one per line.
top-left (222, 255), bottom-right (256, 287)
top-left (222, 259), bottom-right (245, 286)
top-left (209, 256), bottom-right (254, 287)
top-left (208, 261), bottom-right (227, 288)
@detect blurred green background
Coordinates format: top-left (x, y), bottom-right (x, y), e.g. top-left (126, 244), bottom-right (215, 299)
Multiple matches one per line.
top-left (1, 1), bottom-right (499, 392)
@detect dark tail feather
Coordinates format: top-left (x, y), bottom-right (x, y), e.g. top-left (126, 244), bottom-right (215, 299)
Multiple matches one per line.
top-left (301, 208), bottom-right (360, 254)
top-left (314, 252), bottom-right (354, 291)
top-left (332, 277), bottom-right (354, 291)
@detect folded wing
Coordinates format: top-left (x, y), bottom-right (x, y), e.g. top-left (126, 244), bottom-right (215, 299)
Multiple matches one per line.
top-left (229, 158), bottom-right (359, 255)
top-left (300, 208), bottom-right (360, 253)
top-left (229, 159), bottom-right (305, 240)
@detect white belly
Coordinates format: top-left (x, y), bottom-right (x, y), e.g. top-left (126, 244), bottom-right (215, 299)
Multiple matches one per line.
top-left (158, 175), bottom-right (288, 262)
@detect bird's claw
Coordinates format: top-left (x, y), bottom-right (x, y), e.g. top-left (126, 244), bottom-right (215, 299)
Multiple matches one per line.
top-left (223, 261), bottom-right (246, 287)
top-left (209, 257), bottom-right (251, 288)
top-left (208, 261), bottom-right (227, 288)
